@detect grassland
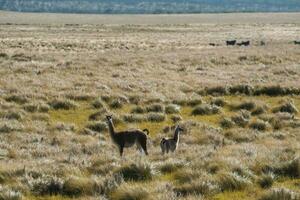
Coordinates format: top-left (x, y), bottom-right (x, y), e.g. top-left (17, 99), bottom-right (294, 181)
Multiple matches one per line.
top-left (0, 13), bottom-right (300, 200)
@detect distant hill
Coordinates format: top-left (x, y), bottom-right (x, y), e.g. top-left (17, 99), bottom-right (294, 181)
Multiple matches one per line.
top-left (1, 0), bottom-right (300, 14)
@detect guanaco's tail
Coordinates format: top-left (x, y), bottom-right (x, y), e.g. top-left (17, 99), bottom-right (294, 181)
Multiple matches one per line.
top-left (143, 129), bottom-right (150, 135)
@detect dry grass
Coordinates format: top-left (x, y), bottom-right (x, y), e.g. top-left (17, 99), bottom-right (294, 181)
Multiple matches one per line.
top-left (0, 14), bottom-right (300, 200)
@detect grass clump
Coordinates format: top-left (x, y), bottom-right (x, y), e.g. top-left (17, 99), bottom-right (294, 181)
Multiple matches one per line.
top-left (146, 103), bottom-right (164, 113)
top-left (123, 114), bottom-right (145, 123)
top-left (146, 113), bottom-right (165, 122)
top-left (165, 104), bottom-right (180, 114)
top-left (0, 186), bottom-right (22, 200)
top-left (229, 85), bottom-right (253, 95)
top-left (235, 101), bottom-right (256, 111)
top-left (92, 98), bottom-right (104, 109)
top-left (205, 86), bottom-right (228, 96)
top-left (231, 111), bottom-right (250, 127)
top-left (249, 120), bottom-right (269, 131)
top-left (23, 103), bottom-right (38, 113)
top-left (252, 105), bottom-right (267, 115)
top-left (159, 160), bottom-right (185, 174)
top-left (192, 104), bottom-right (220, 115)
top-left (29, 175), bottom-right (64, 196)
top-left (220, 117), bottom-right (235, 129)
top-left (63, 177), bottom-right (98, 197)
top-left (217, 172), bottom-right (251, 192)
top-left (0, 110), bottom-right (23, 121)
top-left (86, 121), bottom-right (107, 133)
top-left (272, 101), bottom-right (298, 114)
top-left (49, 99), bottom-right (77, 110)
top-left (115, 162), bottom-right (154, 182)
top-left (274, 159), bottom-right (300, 178)
top-left (109, 99), bottom-right (123, 109)
top-left (170, 114), bottom-right (182, 123)
top-left (5, 95), bottom-right (28, 104)
top-left (174, 180), bottom-right (219, 197)
top-left (186, 98), bottom-right (202, 107)
top-left (258, 173), bottom-right (274, 189)
top-left (211, 98), bottom-right (227, 107)
top-left (110, 185), bottom-right (149, 200)
top-left (260, 188), bottom-right (299, 200)
top-left (0, 121), bottom-right (23, 133)
top-left (131, 106), bottom-right (145, 114)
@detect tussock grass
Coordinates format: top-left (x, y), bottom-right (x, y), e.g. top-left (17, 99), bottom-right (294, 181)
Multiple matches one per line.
top-left (170, 114), bottom-right (183, 123)
top-left (123, 114), bottom-right (146, 123)
top-left (174, 180), bottom-right (219, 197)
top-left (217, 172), bottom-right (252, 192)
top-left (249, 120), bottom-right (269, 131)
top-left (146, 113), bottom-right (166, 122)
top-left (258, 173), bottom-right (275, 189)
top-left (0, 110), bottom-right (24, 121)
top-left (192, 104), bottom-right (221, 115)
top-left (5, 95), bottom-right (28, 104)
top-left (273, 159), bottom-right (300, 178)
top-left (63, 177), bottom-right (98, 197)
top-left (186, 98), bottom-right (203, 107)
top-left (165, 104), bottom-right (180, 114)
top-left (115, 162), bottom-right (155, 182)
top-left (110, 184), bottom-right (150, 200)
top-left (260, 188), bottom-right (299, 200)
top-left (109, 99), bottom-right (124, 109)
top-left (146, 103), bottom-right (165, 113)
top-left (0, 120), bottom-right (23, 133)
top-left (28, 175), bottom-right (64, 196)
top-left (234, 101), bottom-right (257, 111)
top-left (220, 117), bottom-right (235, 129)
top-left (158, 160), bottom-right (186, 174)
top-left (49, 99), bottom-right (77, 110)
top-left (86, 121), bottom-right (107, 133)
top-left (272, 101), bottom-right (298, 114)
top-left (211, 98), bottom-right (227, 107)
top-left (92, 98), bottom-right (104, 109)
top-left (0, 186), bottom-right (22, 200)
top-left (205, 86), bottom-right (228, 96)
top-left (131, 106), bottom-right (146, 114)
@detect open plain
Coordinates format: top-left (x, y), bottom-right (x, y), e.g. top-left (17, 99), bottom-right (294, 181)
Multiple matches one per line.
top-left (0, 12), bottom-right (300, 200)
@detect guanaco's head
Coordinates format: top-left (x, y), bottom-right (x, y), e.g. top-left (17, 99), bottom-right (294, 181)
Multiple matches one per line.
top-left (176, 125), bottom-right (184, 132)
top-left (106, 115), bottom-right (113, 122)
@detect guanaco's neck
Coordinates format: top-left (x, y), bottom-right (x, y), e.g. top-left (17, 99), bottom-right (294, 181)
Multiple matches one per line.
top-left (107, 119), bottom-right (116, 138)
top-left (173, 127), bottom-right (180, 143)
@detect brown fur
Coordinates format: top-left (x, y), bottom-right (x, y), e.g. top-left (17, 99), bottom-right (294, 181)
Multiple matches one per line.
top-left (106, 115), bottom-right (149, 156)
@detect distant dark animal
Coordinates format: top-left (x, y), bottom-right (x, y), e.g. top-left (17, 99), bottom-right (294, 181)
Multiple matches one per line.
top-left (106, 115), bottom-right (149, 156)
top-left (294, 41), bottom-right (300, 45)
top-left (226, 40), bottom-right (236, 46)
top-left (237, 41), bottom-right (250, 46)
top-left (160, 125), bottom-right (184, 154)
top-left (260, 41), bottom-right (266, 46)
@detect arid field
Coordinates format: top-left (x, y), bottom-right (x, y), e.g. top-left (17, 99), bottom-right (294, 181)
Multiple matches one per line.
top-left (0, 12), bottom-right (300, 200)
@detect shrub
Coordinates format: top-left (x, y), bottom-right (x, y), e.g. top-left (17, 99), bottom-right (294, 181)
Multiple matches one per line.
top-left (123, 114), bottom-right (145, 123)
top-left (110, 185), bottom-right (149, 200)
top-left (249, 120), bottom-right (269, 131)
top-left (131, 106), bottom-right (145, 114)
top-left (260, 188), bottom-right (299, 200)
top-left (109, 99), bottom-right (123, 109)
top-left (211, 98), bottom-right (227, 107)
top-left (86, 122), bottom-right (107, 133)
top-left (272, 101), bottom-right (298, 114)
top-left (146, 103), bottom-right (164, 113)
top-left (165, 104), bottom-right (180, 114)
top-left (63, 177), bottom-right (97, 196)
top-left (217, 172), bottom-right (251, 192)
top-left (49, 99), bottom-right (77, 110)
top-left (258, 173), bottom-right (274, 189)
top-left (29, 175), bottom-right (64, 195)
top-left (192, 104), bottom-right (220, 115)
top-left (220, 117), bottom-right (235, 129)
top-left (5, 95), bottom-right (28, 104)
top-left (92, 99), bottom-right (104, 109)
top-left (146, 113), bottom-right (165, 122)
top-left (115, 162), bottom-right (154, 182)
